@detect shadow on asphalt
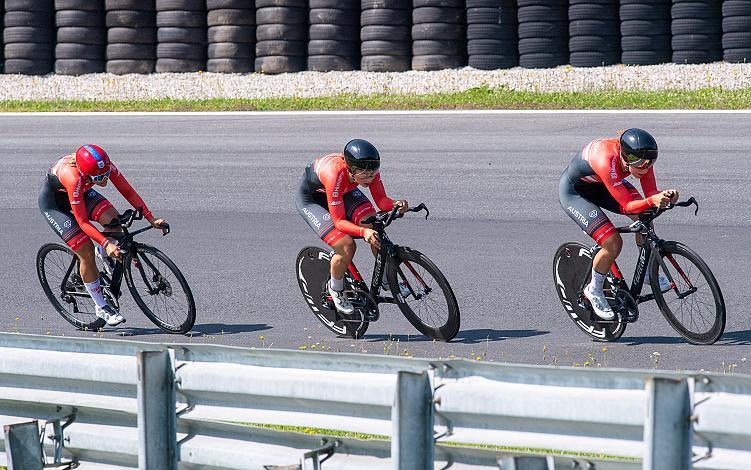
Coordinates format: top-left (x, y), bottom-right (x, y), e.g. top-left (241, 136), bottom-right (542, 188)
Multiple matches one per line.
top-left (114, 323), bottom-right (272, 338)
top-left (716, 330), bottom-right (751, 345)
top-left (622, 330), bottom-right (751, 346)
top-left (365, 328), bottom-right (549, 344)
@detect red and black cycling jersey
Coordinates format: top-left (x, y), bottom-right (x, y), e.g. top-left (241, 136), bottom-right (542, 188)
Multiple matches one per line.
top-left (301, 153), bottom-right (394, 238)
top-left (47, 156), bottom-right (152, 247)
top-left (563, 138), bottom-right (659, 214)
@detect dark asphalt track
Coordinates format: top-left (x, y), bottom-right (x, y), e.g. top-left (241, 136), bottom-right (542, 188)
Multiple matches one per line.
top-left (1, 112), bottom-right (749, 373)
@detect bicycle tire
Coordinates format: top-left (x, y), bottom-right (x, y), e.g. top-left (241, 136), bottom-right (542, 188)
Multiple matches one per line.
top-left (651, 241), bottom-right (725, 345)
top-left (386, 247), bottom-right (459, 341)
top-left (125, 244), bottom-right (196, 334)
top-left (36, 243), bottom-right (106, 331)
top-left (553, 242), bottom-right (626, 342)
top-left (295, 246), bottom-right (369, 339)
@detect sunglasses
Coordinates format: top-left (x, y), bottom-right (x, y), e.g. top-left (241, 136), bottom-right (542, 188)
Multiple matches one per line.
top-left (623, 152), bottom-right (655, 170)
top-left (90, 169), bottom-right (111, 183)
top-left (351, 168), bottom-right (379, 178)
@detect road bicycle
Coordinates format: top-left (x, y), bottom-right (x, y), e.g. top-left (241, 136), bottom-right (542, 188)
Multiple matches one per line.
top-left (296, 203), bottom-right (460, 341)
top-left (553, 198), bottom-right (725, 345)
top-left (36, 208), bottom-right (196, 334)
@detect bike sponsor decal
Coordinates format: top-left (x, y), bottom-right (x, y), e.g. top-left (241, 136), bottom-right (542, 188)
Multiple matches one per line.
top-left (610, 156), bottom-right (618, 181)
top-left (332, 171), bottom-right (343, 198)
top-left (44, 212), bottom-right (64, 235)
top-left (567, 206), bottom-right (589, 227)
top-left (301, 207), bottom-right (321, 230)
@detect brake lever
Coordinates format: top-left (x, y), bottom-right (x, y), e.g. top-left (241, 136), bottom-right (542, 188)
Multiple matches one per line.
top-left (161, 223), bottom-right (170, 236)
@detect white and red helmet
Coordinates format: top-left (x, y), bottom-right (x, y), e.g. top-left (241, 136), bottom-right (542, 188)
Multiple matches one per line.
top-left (75, 144), bottom-right (111, 179)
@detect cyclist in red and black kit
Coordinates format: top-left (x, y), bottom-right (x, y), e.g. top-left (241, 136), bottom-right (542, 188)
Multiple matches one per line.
top-left (38, 145), bottom-right (168, 326)
top-left (295, 139), bottom-right (408, 315)
top-left (559, 128), bottom-right (678, 320)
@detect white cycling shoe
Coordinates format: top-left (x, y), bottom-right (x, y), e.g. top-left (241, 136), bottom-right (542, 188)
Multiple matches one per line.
top-left (583, 284), bottom-right (615, 321)
top-left (95, 304), bottom-right (126, 326)
top-left (328, 283), bottom-right (355, 315)
top-left (646, 271), bottom-right (672, 293)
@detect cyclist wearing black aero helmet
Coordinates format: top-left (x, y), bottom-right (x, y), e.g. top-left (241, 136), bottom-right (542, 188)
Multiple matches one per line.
top-left (295, 139), bottom-right (409, 315)
top-left (559, 128), bottom-right (678, 321)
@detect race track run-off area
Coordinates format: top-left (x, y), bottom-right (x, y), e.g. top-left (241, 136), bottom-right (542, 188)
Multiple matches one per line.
top-left (1, 111), bottom-right (749, 373)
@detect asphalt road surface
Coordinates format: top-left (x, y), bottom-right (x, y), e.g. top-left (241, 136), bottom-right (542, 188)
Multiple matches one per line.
top-left (1, 111), bottom-right (749, 373)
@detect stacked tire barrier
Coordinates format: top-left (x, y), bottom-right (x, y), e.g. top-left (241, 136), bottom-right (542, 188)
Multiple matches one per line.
top-left (55, 0), bottom-right (106, 75)
top-left (412, 0), bottom-right (466, 71)
top-left (105, 0), bottom-right (157, 75)
top-left (3, 0), bottom-right (55, 75)
top-left (466, 0), bottom-right (518, 70)
top-left (569, 0), bottom-right (620, 68)
top-left (308, 0), bottom-right (359, 72)
top-left (156, 0), bottom-right (206, 72)
top-left (206, 0), bottom-right (255, 73)
top-left (517, 0), bottom-right (568, 69)
top-left (672, 0), bottom-right (722, 64)
top-left (2, 0), bottom-right (751, 75)
top-left (722, 0), bottom-right (751, 62)
top-left (255, 0), bottom-right (307, 74)
top-left (620, 0), bottom-right (671, 65)
top-left (360, 0), bottom-right (411, 72)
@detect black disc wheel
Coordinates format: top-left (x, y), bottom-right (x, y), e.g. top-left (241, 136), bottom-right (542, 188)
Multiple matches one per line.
top-left (553, 242), bottom-right (626, 342)
top-left (36, 243), bottom-right (106, 331)
top-left (125, 245), bottom-right (196, 334)
top-left (295, 247), bottom-right (369, 339)
top-left (651, 242), bottom-right (725, 345)
top-left (386, 248), bottom-right (460, 341)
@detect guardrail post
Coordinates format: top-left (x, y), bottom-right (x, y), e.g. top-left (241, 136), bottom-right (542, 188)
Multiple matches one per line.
top-left (3, 421), bottom-right (43, 470)
top-left (643, 377), bottom-right (691, 470)
top-left (137, 349), bottom-right (177, 470)
top-left (392, 370), bottom-right (433, 470)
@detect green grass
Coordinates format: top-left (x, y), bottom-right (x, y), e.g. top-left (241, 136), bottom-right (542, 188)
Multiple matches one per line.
top-left (241, 423), bottom-right (637, 462)
top-left (1, 86), bottom-right (751, 111)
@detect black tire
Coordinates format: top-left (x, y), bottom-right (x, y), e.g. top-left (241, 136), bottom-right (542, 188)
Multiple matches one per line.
top-left (621, 50), bottom-right (671, 65)
top-left (466, 24), bottom-right (517, 41)
top-left (360, 25), bottom-right (410, 41)
top-left (55, 10), bottom-right (103, 28)
top-left (411, 23), bottom-right (464, 40)
top-left (255, 7), bottom-right (307, 25)
top-left (157, 43), bottom-right (206, 60)
top-left (672, 18), bottom-right (721, 35)
top-left (157, 27), bottom-right (206, 43)
top-left (570, 20), bottom-right (620, 37)
top-left (468, 53), bottom-right (517, 69)
top-left (361, 40), bottom-right (410, 56)
top-left (412, 54), bottom-right (464, 70)
top-left (5, 43), bottom-right (54, 60)
top-left (619, 3), bottom-right (670, 21)
top-left (672, 50), bottom-right (722, 64)
top-left (106, 10), bottom-right (155, 28)
top-left (256, 24), bottom-right (306, 40)
top-left (413, 39), bottom-right (464, 56)
top-left (672, 2), bottom-right (721, 20)
top-left (4, 11), bottom-right (55, 28)
top-left (58, 26), bottom-right (106, 44)
top-left (107, 43), bottom-right (156, 60)
top-left (723, 1), bottom-right (751, 17)
top-left (413, 7), bottom-right (464, 24)
top-left (309, 8), bottom-right (359, 26)
top-left (568, 35), bottom-right (619, 53)
top-left (622, 35), bottom-right (671, 51)
top-left (206, 57), bottom-right (253, 72)
top-left (208, 0), bottom-right (254, 8)
top-left (310, 24), bottom-right (360, 41)
top-left (208, 42), bottom-right (252, 58)
top-left (3, 27), bottom-right (55, 44)
top-left (156, 58), bottom-right (205, 71)
top-left (722, 16), bottom-right (751, 33)
top-left (208, 25), bottom-right (255, 42)
top-left (254, 55), bottom-right (306, 73)
top-left (106, 59), bottom-right (155, 74)
top-left (156, 10), bottom-right (206, 28)
top-left (307, 54), bottom-right (358, 71)
top-left (3, 59), bottom-right (53, 74)
top-left (517, 21), bottom-right (568, 39)
top-left (256, 40), bottom-right (306, 56)
top-left (723, 32), bottom-right (751, 49)
top-left (311, 0), bottom-right (359, 8)
top-left (256, 0), bottom-right (307, 7)
top-left (621, 20), bottom-right (671, 36)
top-left (55, 58), bottom-right (105, 74)
top-left (724, 48), bottom-right (751, 62)
top-left (570, 51), bottom-right (620, 67)
top-left (361, 9), bottom-right (411, 27)
top-left (56, 43), bottom-right (104, 60)
top-left (361, 0), bottom-right (408, 9)
top-left (386, 248), bottom-right (459, 341)
top-left (360, 54), bottom-right (410, 71)
top-left (518, 37), bottom-right (566, 55)
top-left (295, 247), bottom-right (368, 340)
top-left (125, 244), bottom-right (196, 334)
top-left (5, 0), bottom-right (54, 12)
top-left (308, 40), bottom-right (358, 56)
top-left (413, 0), bottom-right (463, 7)
top-left (569, 4), bottom-right (613, 20)
top-left (36, 243), bottom-right (107, 331)
top-left (651, 242), bottom-right (725, 345)
top-left (108, 27), bottom-right (157, 44)
top-left (552, 242), bottom-right (626, 342)
top-left (207, 9), bottom-right (256, 26)
top-left (105, 0), bottom-right (155, 9)
top-left (56, 0), bottom-right (102, 9)
top-left (156, 0), bottom-right (205, 11)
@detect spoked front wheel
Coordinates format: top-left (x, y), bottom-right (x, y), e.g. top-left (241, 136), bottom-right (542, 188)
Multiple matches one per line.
top-left (36, 243), bottom-right (106, 331)
top-left (651, 241), bottom-right (725, 345)
top-left (387, 247), bottom-right (460, 341)
top-left (125, 245), bottom-right (196, 334)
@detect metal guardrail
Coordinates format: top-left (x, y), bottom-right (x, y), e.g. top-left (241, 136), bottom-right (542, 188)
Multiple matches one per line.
top-left (0, 333), bottom-right (750, 470)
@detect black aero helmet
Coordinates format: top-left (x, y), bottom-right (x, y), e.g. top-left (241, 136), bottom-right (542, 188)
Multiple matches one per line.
top-left (620, 128), bottom-right (658, 165)
top-left (344, 139), bottom-right (380, 171)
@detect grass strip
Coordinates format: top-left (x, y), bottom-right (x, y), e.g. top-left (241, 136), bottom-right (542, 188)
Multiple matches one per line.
top-left (1, 86), bottom-right (751, 111)
top-left (241, 423), bottom-right (637, 462)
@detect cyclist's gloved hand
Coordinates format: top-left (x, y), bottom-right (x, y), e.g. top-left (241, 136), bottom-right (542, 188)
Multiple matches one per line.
top-left (650, 192), bottom-right (672, 209)
top-left (665, 189), bottom-right (679, 204)
top-left (104, 239), bottom-right (122, 260)
top-left (363, 228), bottom-right (381, 249)
top-left (151, 218), bottom-right (169, 234)
top-left (394, 200), bottom-right (409, 214)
